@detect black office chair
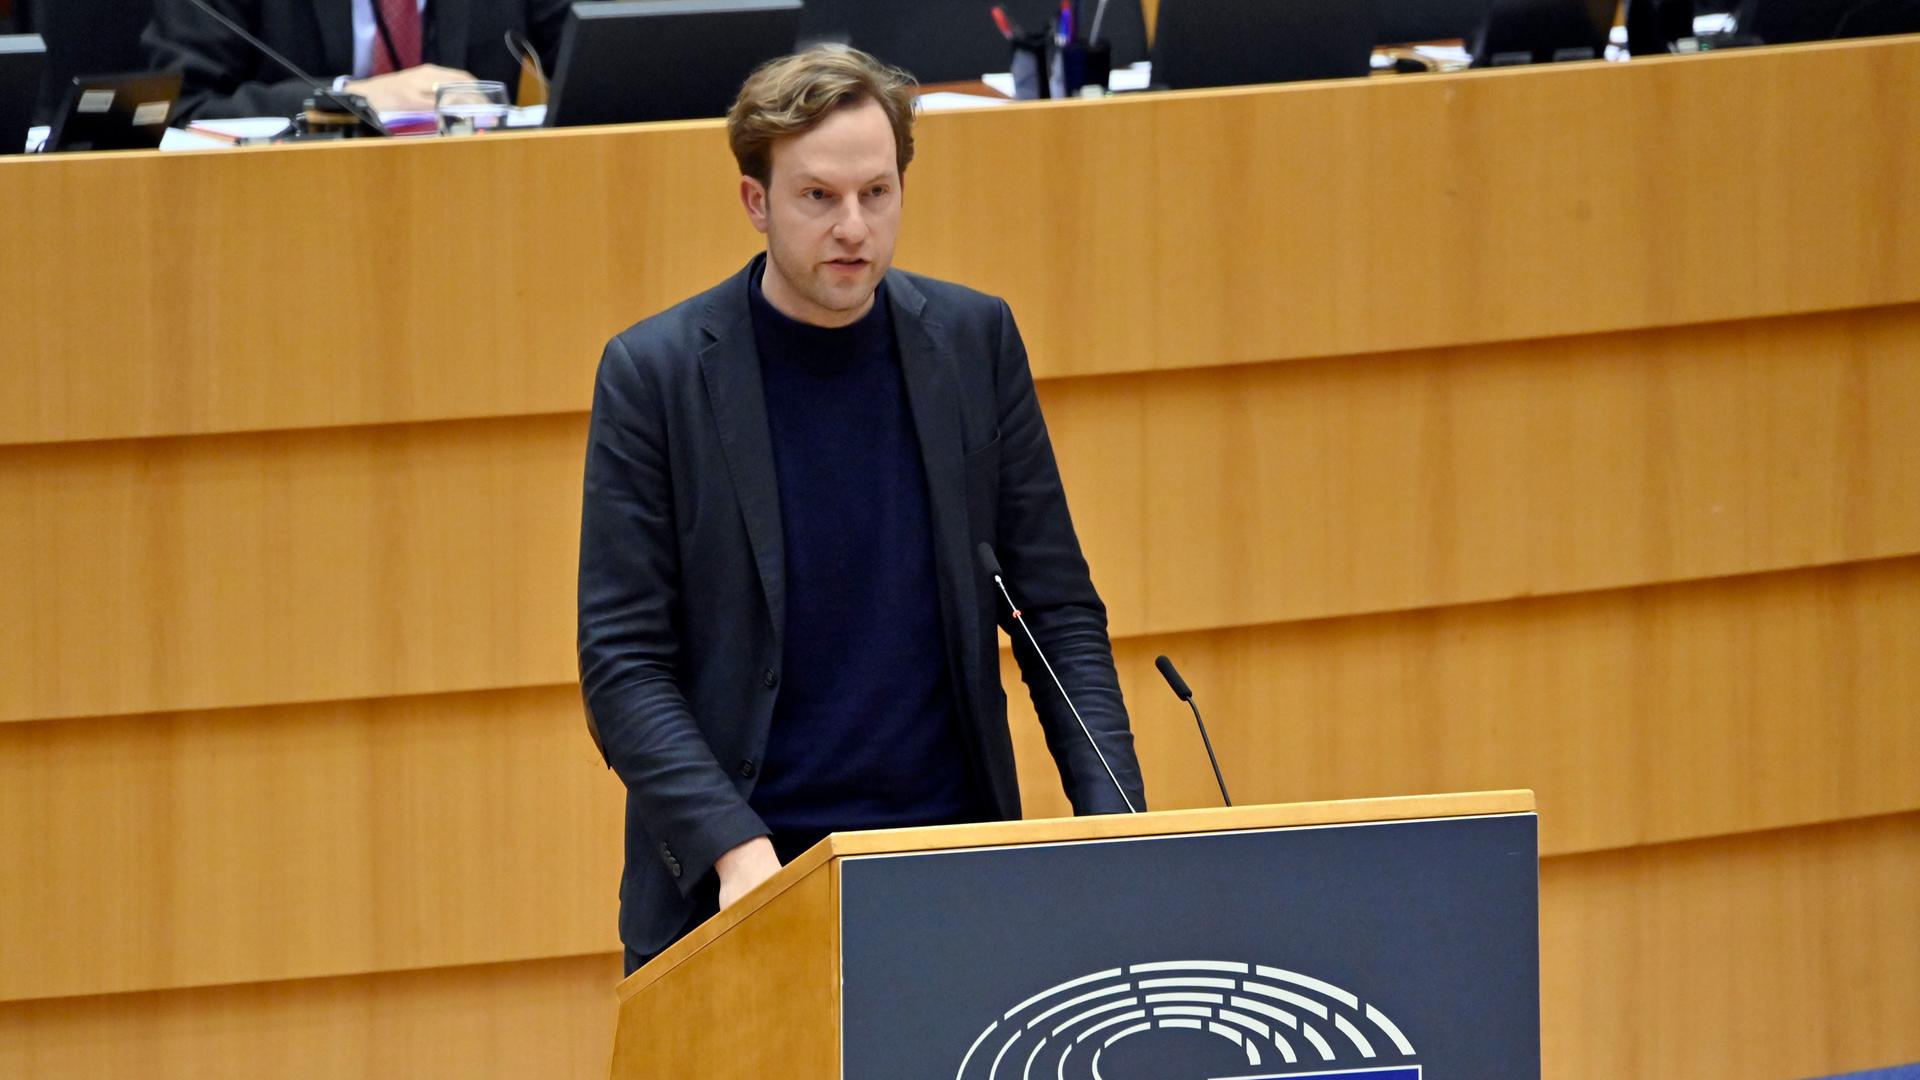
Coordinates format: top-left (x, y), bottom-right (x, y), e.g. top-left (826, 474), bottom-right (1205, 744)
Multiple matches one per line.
top-left (1151, 0), bottom-right (1380, 89)
top-left (1626, 0), bottom-right (1697, 53)
top-left (13, 0), bottom-right (153, 125)
top-left (1833, 0), bottom-right (1920, 35)
top-left (1378, 0), bottom-right (1496, 45)
top-left (1731, 0), bottom-right (1853, 41)
top-left (1470, 0), bottom-right (1614, 64)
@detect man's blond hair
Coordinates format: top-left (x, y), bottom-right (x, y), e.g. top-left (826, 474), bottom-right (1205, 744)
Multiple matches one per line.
top-left (727, 45), bottom-right (919, 188)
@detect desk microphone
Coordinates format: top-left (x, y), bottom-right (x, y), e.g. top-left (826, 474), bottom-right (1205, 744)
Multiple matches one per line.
top-left (1088, 0), bottom-right (1115, 43)
top-left (977, 542), bottom-right (1139, 814)
top-left (1154, 655), bottom-right (1232, 807)
top-left (178, 0), bottom-right (387, 136)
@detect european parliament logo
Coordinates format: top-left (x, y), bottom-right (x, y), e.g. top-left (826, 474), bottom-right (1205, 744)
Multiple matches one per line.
top-left (955, 960), bottom-right (1419, 1080)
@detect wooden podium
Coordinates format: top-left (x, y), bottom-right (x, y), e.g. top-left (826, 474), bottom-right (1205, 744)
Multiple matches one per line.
top-left (612, 791), bottom-right (1539, 1079)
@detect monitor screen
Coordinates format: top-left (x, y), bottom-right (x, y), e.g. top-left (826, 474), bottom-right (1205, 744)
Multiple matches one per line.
top-left (0, 34), bottom-right (46, 155)
top-left (1378, 0), bottom-right (1496, 43)
top-left (1151, 0), bottom-right (1379, 89)
top-left (46, 69), bottom-right (180, 153)
top-left (547, 0), bottom-right (805, 127)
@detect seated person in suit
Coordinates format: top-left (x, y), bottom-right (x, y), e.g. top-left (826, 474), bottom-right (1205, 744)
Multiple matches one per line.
top-left (143, 0), bottom-right (569, 120)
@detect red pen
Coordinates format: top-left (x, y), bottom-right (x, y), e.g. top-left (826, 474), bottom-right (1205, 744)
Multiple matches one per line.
top-left (991, 5), bottom-right (1017, 39)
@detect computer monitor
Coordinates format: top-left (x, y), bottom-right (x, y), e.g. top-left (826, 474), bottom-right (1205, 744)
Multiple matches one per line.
top-left (546, 0), bottom-right (804, 128)
top-left (45, 70), bottom-right (180, 153)
top-left (0, 34), bottom-right (46, 155)
top-left (11, 0), bottom-right (153, 128)
top-left (1150, 0), bottom-right (1379, 90)
top-left (1730, 0), bottom-right (1898, 42)
top-left (1378, 0), bottom-right (1496, 44)
top-left (1469, 0), bottom-right (1615, 64)
top-left (1833, 0), bottom-right (1920, 37)
top-left (796, 0), bottom-right (1150, 83)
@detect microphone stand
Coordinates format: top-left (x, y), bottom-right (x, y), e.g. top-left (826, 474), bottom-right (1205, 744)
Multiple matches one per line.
top-left (180, 0), bottom-right (387, 137)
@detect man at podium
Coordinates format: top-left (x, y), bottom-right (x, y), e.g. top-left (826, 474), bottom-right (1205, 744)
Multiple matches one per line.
top-left (578, 46), bottom-right (1147, 976)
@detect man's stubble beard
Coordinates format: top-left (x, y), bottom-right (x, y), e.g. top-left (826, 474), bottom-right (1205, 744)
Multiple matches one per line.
top-left (766, 231), bottom-right (880, 322)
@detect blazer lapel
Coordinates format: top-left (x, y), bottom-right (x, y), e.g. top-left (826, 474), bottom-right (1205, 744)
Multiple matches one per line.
top-left (315, 0), bottom-right (354, 76)
top-left (698, 263), bottom-right (786, 650)
top-left (888, 273), bottom-right (986, 716)
top-left (430, 0), bottom-right (474, 69)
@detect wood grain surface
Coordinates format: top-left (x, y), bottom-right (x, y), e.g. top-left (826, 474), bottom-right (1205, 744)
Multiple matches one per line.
top-left (1011, 557), bottom-right (1920, 845)
top-left (2, 37), bottom-right (1915, 445)
top-left (5, 303), bottom-right (1915, 725)
top-left (7, 559), bottom-right (1914, 1002)
top-left (611, 856), bottom-right (838, 1080)
top-left (3, 36), bottom-right (1915, 1080)
top-left (4, 812), bottom-right (1911, 1079)
top-left (1540, 810), bottom-right (1920, 1079)
top-left (0, 953), bottom-right (624, 1080)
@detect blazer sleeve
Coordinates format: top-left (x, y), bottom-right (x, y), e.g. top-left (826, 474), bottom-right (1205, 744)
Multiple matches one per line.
top-left (143, 0), bottom-right (321, 122)
top-left (988, 299), bottom-right (1148, 815)
top-left (578, 335), bottom-right (771, 895)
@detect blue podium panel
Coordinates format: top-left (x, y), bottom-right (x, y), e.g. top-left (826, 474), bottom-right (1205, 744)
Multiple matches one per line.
top-left (840, 813), bottom-right (1539, 1080)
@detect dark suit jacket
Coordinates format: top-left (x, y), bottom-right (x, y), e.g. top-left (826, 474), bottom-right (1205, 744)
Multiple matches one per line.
top-left (142, 0), bottom-right (569, 121)
top-left (578, 256), bottom-right (1147, 958)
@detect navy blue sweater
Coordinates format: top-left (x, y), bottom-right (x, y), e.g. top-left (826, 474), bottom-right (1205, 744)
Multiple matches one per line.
top-left (746, 271), bottom-right (986, 850)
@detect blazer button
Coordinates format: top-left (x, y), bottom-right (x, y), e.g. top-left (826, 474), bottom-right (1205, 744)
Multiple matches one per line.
top-left (739, 759), bottom-right (757, 778)
top-left (762, 668), bottom-right (778, 688)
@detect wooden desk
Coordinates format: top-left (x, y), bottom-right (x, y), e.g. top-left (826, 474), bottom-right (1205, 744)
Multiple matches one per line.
top-left (2, 36), bottom-right (1917, 1080)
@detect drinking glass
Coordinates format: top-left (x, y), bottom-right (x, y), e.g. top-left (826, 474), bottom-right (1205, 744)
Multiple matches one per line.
top-left (435, 81), bottom-right (510, 136)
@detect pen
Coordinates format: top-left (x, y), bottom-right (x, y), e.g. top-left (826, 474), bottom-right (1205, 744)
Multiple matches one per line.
top-left (991, 4), bottom-right (1017, 39)
top-left (1057, 0), bottom-right (1074, 43)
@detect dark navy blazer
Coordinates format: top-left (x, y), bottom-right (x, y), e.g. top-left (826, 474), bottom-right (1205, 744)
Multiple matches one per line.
top-left (577, 256), bottom-right (1146, 958)
top-left (142, 0), bottom-right (569, 121)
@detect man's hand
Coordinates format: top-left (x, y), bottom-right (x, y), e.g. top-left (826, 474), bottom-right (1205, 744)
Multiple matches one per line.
top-left (714, 835), bottom-right (781, 911)
top-left (342, 64), bottom-right (479, 112)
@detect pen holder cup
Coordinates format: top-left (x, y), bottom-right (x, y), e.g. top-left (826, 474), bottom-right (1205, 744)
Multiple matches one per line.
top-left (1056, 39), bottom-right (1113, 98)
top-left (1010, 31), bottom-right (1051, 99)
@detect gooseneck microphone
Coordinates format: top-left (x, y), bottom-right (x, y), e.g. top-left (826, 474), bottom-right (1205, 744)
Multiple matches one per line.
top-left (179, 0), bottom-right (388, 135)
top-left (1154, 655), bottom-right (1232, 807)
top-left (977, 542), bottom-right (1139, 814)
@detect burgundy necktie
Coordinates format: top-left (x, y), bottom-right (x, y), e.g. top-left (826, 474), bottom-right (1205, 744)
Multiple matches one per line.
top-left (371, 0), bottom-right (423, 74)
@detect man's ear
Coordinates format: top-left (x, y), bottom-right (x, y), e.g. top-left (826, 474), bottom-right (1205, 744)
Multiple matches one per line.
top-left (740, 176), bottom-right (770, 235)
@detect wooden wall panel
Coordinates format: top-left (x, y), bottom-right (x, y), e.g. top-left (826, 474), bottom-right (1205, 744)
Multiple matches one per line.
top-left (1008, 557), bottom-right (1920, 850)
top-left (5, 814), bottom-right (1912, 1080)
top-left (0, 953), bottom-right (623, 1080)
top-left (0, 128), bottom-right (750, 447)
top-left (1540, 811), bottom-right (1920, 1080)
top-left (2, 42), bottom-right (1914, 1080)
top-left (0, 415), bottom-right (584, 724)
top-left (0, 687), bottom-right (624, 1002)
top-left (6, 559), bottom-right (1911, 1002)
top-left (7, 304), bottom-right (1916, 725)
top-left (3, 38), bottom-right (1917, 445)
top-left (1053, 303), bottom-right (1920, 637)
top-left (927, 38), bottom-right (1919, 378)
top-left (612, 862), bottom-right (837, 1080)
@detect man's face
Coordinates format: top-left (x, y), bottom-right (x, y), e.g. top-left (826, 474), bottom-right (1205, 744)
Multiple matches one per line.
top-left (740, 98), bottom-right (902, 328)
